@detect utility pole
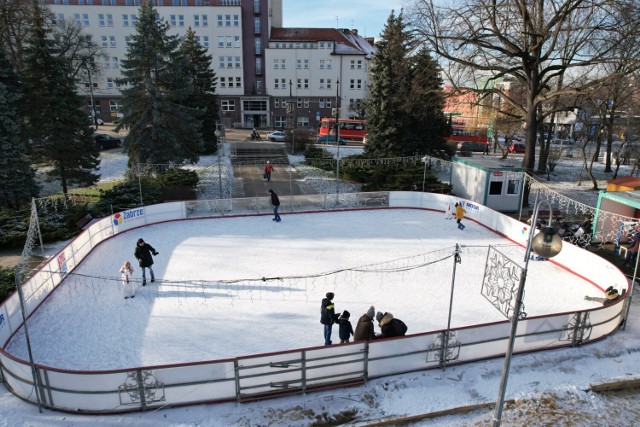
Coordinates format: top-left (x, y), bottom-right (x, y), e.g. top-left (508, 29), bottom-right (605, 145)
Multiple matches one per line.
top-left (289, 79), bottom-right (295, 153)
top-left (335, 78), bottom-right (341, 197)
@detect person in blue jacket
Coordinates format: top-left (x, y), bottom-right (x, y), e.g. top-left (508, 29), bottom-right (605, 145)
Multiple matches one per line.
top-left (320, 292), bottom-right (337, 345)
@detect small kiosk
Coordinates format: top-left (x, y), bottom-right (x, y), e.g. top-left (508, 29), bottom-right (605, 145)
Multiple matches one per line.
top-left (450, 156), bottom-right (525, 213)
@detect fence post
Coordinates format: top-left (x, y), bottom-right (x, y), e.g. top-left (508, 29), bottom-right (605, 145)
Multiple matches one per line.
top-left (234, 359), bottom-right (241, 403)
top-left (301, 350), bottom-right (307, 394)
top-left (363, 342), bottom-right (370, 383)
top-left (136, 370), bottom-right (147, 411)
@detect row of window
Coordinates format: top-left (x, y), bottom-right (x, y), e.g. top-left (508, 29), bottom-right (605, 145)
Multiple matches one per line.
top-left (273, 59), bottom-right (334, 70)
top-left (218, 56), bottom-right (242, 69)
top-left (63, 12), bottom-right (239, 28)
top-left (219, 77), bottom-right (242, 89)
top-left (273, 98), bottom-right (336, 109)
top-left (270, 42), bottom-right (334, 50)
top-left (274, 79), bottom-right (365, 90)
top-left (102, 35), bottom-right (210, 48)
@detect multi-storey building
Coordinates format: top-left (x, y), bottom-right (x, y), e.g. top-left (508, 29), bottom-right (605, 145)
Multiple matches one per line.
top-left (46, 0), bottom-right (374, 130)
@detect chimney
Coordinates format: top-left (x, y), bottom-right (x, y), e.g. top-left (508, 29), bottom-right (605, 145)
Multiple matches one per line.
top-left (351, 28), bottom-right (358, 35)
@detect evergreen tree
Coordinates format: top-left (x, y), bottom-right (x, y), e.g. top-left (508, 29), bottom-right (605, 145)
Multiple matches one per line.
top-left (180, 27), bottom-right (219, 154)
top-left (0, 50), bottom-right (37, 207)
top-left (21, 6), bottom-right (99, 194)
top-left (404, 48), bottom-right (449, 156)
top-left (365, 11), bottom-right (413, 157)
top-left (118, 2), bottom-right (202, 166)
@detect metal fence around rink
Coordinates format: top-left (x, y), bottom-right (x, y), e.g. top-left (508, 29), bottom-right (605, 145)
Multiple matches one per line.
top-left (0, 192), bottom-right (630, 414)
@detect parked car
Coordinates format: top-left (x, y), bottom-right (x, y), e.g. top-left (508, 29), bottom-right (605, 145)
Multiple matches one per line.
top-left (317, 135), bottom-right (347, 145)
top-left (509, 142), bottom-right (525, 153)
top-left (456, 141), bottom-right (488, 153)
top-left (266, 131), bottom-right (287, 142)
top-left (94, 134), bottom-right (122, 149)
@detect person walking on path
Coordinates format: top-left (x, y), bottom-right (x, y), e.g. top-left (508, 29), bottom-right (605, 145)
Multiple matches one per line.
top-left (455, 202), bottom-right (467, 230)
top-left (354, 306), bottom-right (376, 341)
top-left (119, 261), bottom-right (136, 299)
top-left (134, 238), bottom-right (158, 286)
top-left (269, 189), bottom-right (281, 222)
top-left (320, 292), bottom-right (337, 345)
top-left (337, 310), bottom-right (354, 344)
top-left (264, 160), bottom-right (273, 182)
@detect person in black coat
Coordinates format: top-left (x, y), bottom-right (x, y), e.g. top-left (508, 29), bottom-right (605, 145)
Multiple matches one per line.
top-left (354, 306), bottom-right (376, 341)
top-left (134, 238), bottom-right (158, 285)
top-left (376, 311), bottom-right (408, 339)
top-left (320, 292), bottom-right (337, 345)
top-left (337, 310), bottom-right (354, 343)
top-left (269, 189), bottom-right (281, 222)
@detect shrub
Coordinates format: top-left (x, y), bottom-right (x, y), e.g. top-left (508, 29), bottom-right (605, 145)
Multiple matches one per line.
top-left (0, 266), bottom-right (16, 303)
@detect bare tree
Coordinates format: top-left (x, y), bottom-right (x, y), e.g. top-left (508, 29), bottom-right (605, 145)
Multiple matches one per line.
top-left (410, 0), bottom-right (640, 185)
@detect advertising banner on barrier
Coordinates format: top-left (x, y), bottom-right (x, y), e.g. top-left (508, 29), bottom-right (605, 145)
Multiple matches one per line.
top-left (112, 208), bottom-right (145, 227)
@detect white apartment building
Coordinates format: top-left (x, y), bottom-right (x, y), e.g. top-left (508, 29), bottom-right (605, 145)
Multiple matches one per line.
top-left (45, 0), bottom-right (374, 130)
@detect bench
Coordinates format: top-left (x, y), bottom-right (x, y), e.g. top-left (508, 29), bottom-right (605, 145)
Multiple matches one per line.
top-left (75, 213), bottom-right (97, 230)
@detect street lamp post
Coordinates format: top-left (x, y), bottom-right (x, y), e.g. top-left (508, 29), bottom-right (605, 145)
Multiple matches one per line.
top-left (214, 130), bottom-right (223, 199)
top-left (492, 197), bottom-right (563, 426)
top-left (335, 78), bottom-right (341, 197)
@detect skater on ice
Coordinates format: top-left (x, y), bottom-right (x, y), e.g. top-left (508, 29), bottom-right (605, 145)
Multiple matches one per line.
top-left (264, 160), bottom-right (273, 182)
top-left (134, 238), bottom-right (158, 286)
top-left (455, 202), bottom-right (467, 230)
top-left (119, 261), bottom-right (136, 299)
top-left (585, 286), bottom-right (623, 306)
top-left (269, 189), bottom-right (281, 222)
top-left (354, 306), bottom-right (376, 341)
top-left (337, 310), bottom-right (354, 343)
top-left (320, 292), bottom-right (337, 345)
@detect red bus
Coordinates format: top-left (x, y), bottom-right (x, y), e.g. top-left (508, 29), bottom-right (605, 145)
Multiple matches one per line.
top-left (319, 118), bottom-right (367, 141)
top-left (448, 122), bottom-right (489, 144)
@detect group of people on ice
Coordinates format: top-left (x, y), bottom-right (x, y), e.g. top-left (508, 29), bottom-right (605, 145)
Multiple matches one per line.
top-left (320, 292), bottom-right (408, 346)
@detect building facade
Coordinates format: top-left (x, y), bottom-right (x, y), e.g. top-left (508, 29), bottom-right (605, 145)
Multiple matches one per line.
top-left (45, 0), bottom-right (374, 130)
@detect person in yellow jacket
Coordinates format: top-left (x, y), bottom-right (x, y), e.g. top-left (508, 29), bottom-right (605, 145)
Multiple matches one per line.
top-left (455, 202), bottom-right (467, 230)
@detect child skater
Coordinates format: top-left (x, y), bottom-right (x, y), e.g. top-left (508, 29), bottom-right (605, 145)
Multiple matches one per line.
top-left (120, 261), bottom-right (136, 299)
top-left (338, 310), bottom-right (354, 344)
top-left (455, 202), bottom-right (467, 230)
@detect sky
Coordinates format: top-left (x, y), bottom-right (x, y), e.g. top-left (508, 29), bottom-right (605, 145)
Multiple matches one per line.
top-left (283, 0), bottom-right (406, 40)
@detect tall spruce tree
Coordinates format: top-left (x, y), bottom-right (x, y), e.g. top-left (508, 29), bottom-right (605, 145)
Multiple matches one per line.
top-left (365, 11), bottom-right (413, 157)
top-left (404, 47), bottom-right (449, 155)
top-left (180, 27), bottom-right (218, 154)
top-left (0, 50), bottom-right (37, 207)
top-left (118, 2), bottom-right (202, 166)
top-left (21, 6), bottom-right (99, 194)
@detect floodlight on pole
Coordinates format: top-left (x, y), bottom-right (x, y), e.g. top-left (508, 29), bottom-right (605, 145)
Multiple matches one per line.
top-left (492, 196), bottom-right (562, 426)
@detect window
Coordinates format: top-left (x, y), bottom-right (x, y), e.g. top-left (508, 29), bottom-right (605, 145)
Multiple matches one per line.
top-left (226, 36), bottom-right (232, 48)
top-left (303, 59), bottom-right (309, 69)
top-left (297, 79), bottom-right (301, 89)
top-left (220, 77), bottom-right (226, 88)
top-left (101, 36), bottom-right (108, 48)
top-left (319, 100), bottom-right (325, 108)
top-left (274, 99), bottom-right (280, 108)
top-left (107, 14), bottom-right (113, 27)
top-left (327, 79), bottom-right (332, 89)
top-left (107, 78), bottom-right (114, 89)
top-left (111, 57), bottom-right (119, 69)
top-left (217, 36), bottom-right (224, 48)
top-left (202, 15), bottom-right (208, 27)
top-left (350, 60), bottom-right (355, 69)
top-left (254, 17), bottom-right (261, 34)
top-left (221, 100), bottom-right (235, 111)
top-left (233, 15), bottom-right (239, 26)
top-left (74, 13), bottom-right (81, 26)
top-left (507, 180), bottom-right (520, 195)
top-left (234, 36), bottom-right (240, 47)
top-left (98, 14), bottom-right (105, 26)
top-left (217, 15), bottom-right (223, 27)
top-left (297, 116), bottom-right (309, 127)
top-left (235, 56), bottom-right (240, 68)
top-left (109, 100), bottom-right (121, 113)
top-left (178, 15), bottom-right (184, 27)
top-left (219, 56), bottom-right (224, 68)
top-left (123, 14), bottom-right (129, 26)
top-left (275, 116), bottom-right (287, 128)
top-left (274, 79), bottom-right (280, 89)
top-left (489, 181), bottom-right (503, 195)
top-left (296, 59), bottom-right (301, 69)
top-left (255, 38), bottom-right (261, 54)
top-left (131, 15), bottom-right (137, 26)
top-left (235, 77), bottom-right (241, 88)
top-left (194, 15), bottom-right (200, 27)
top-left (357, 79), bottom-right (362, 89)
top-left (350, 79), bottom-right (355, 89)
top-left (109, 36), bottom-right (116, 48)
top-left (225, 15), bottom-right (231, 26)
top-left (256, 79), bottom-right (262, 94)
top-left (356, 60), bottom-right (362, 69)
top-left (319, 60), bottom-right (325, 70)
top-left (170, 15), bottom-right (176, 26)
top-left (303, 99), bottom-right (309, 108)
top-left (326, 98), bottom-right (332, 108)
top-left (256, 58), bottom-right (261, 74)
top-left (82, 14), bottom-right (89, 26)
top-left (203, 36), bottom-right (209, 48)
top-left (226, 56), bottom-right (233, 68)
top-left (280, 59), bottom-right (286, 69)
top-left (273, 59), bottom-right (279, 69)
top-left (280, 78), bottom-right (286, 89)
top-left (253, 0), bottom-right (260, 14)
top-left (327, 59), bottom-right (332, 69)
top-left (297, 99), bottom-right (302, 108)
top-left (319, 79), bottom-right (325, 89)
top-left (125, 36), bottom-right (131, 47)
top-left (304, 79), bottom-right (309, 89)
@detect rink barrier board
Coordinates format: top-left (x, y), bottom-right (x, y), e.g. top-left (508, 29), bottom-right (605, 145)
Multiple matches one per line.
top-left (0, 191), bottom-right (629, 413)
